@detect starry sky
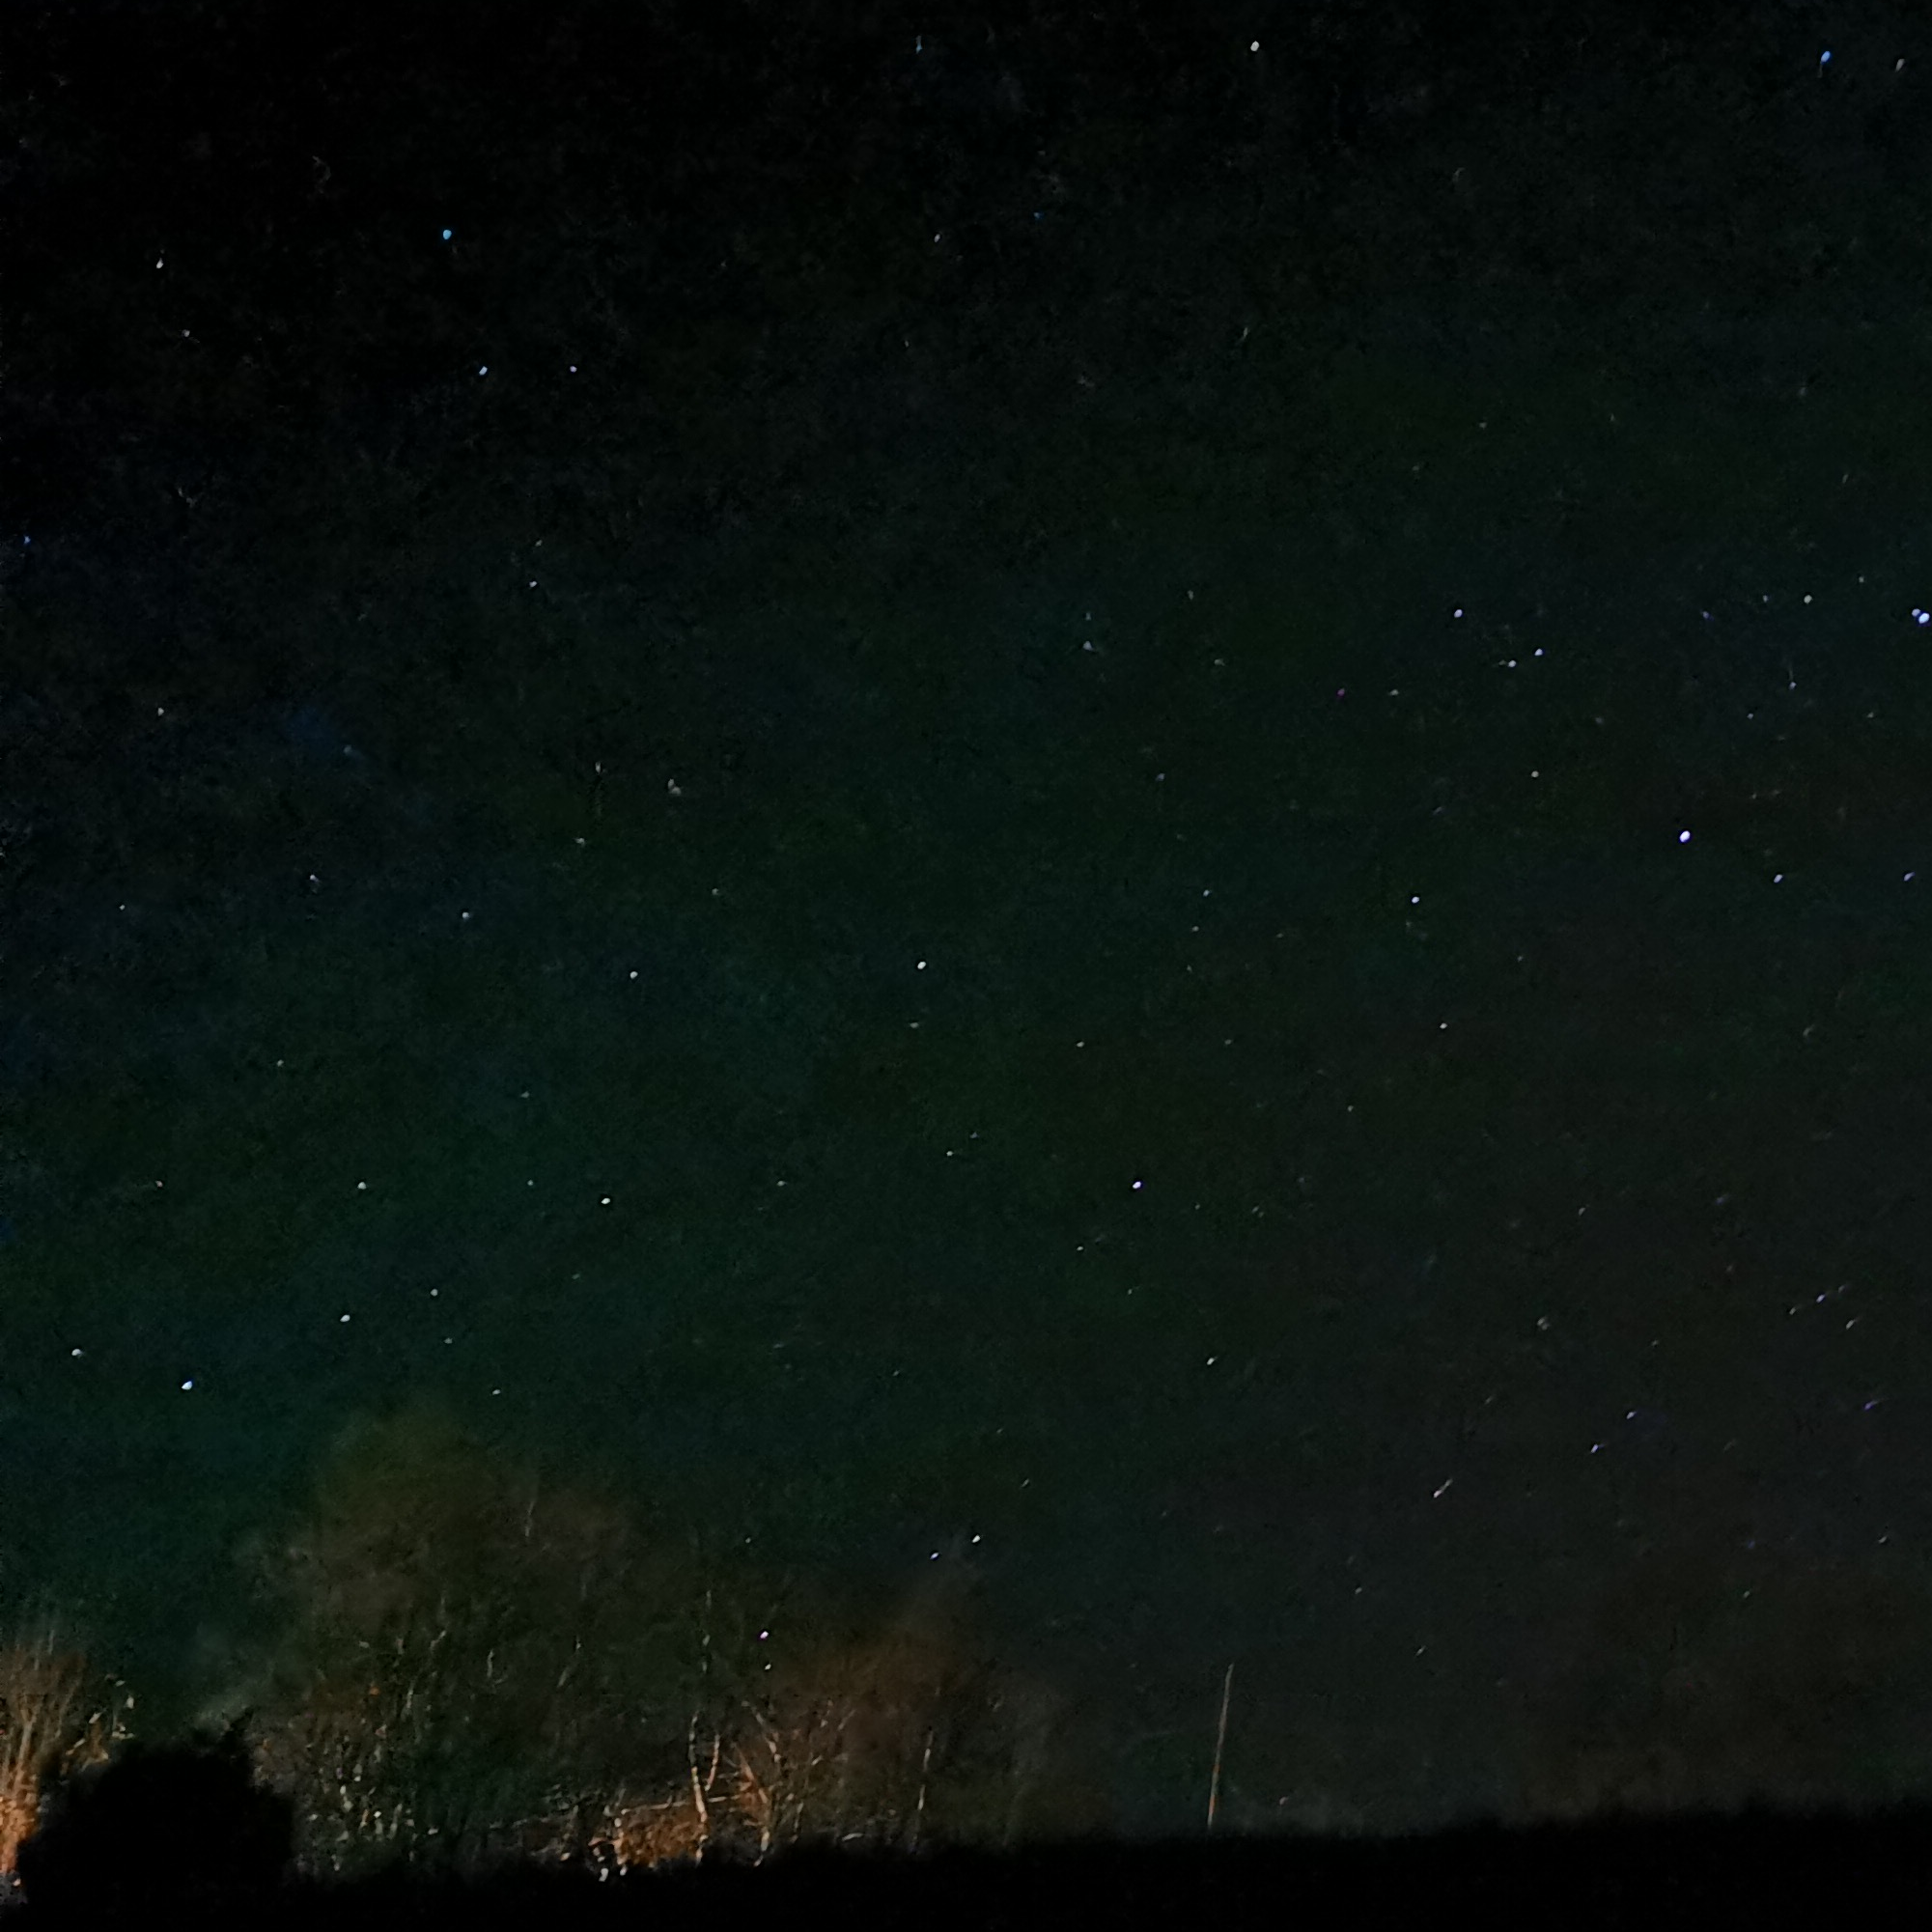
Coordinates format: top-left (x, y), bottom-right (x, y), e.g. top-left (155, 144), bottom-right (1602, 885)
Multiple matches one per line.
top-left (10, 0), bottom-right (1932, 1843)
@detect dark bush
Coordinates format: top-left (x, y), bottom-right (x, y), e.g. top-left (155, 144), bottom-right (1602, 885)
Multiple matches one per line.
top-left (16, 1721), bottom-right (294, 1924)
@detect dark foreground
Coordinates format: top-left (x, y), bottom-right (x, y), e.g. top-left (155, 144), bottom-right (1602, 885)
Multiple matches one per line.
top-left (13, 1738), bottom-right (1932, 1931)
top-left (303, 1812), bottom-right (1932, 1930)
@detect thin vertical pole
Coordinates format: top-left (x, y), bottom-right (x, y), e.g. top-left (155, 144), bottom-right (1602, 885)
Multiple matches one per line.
top-left (1207, 1662), bottom-right (1234, 1834)
top-left (910, 1723), bottom-right (935, 1853)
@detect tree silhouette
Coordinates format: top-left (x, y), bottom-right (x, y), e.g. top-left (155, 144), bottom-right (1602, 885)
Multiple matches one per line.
top-left (16, 1722), bottom-right (292, 1923)
top-left (1517, 1530), bottom-right (1932, 1818)
top-left (567, 1536), bottom-right (1100, 1870)
top-left (713, 1539), bottom-right (1082, 1859)
top-left (222, 1399), bottom-right (1094, 1873)
top-left (235, 1395), bottom-right (694, 1876)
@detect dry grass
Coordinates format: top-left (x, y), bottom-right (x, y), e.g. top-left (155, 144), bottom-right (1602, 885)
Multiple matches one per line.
top-left (591, 1788), bottom-right (714, 1870)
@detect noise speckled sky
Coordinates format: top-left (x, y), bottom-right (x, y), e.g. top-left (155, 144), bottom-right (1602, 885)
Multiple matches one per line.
top-left (10, 0), bottom-right (1932, 1838)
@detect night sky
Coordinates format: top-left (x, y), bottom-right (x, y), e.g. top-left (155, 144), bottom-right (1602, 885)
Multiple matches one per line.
top-left (9, 0), bottom-right (1932, 1855)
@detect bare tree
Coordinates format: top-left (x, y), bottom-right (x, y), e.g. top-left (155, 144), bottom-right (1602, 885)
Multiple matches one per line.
top-left (233, 1409), bottom-right (1094, 1875)
top-left (709, 1543), bottom-right (1075, 1859)
top-left (238, 1397), bottom-right (694, 1877)
top-left (1517, 1532), bottom-right (1932, 1819)
top-left (0, 1620), bottom-right (127, 1886)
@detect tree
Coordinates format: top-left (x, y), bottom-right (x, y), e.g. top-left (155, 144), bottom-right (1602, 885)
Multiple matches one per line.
top-left (1516, 1530), bottom-right (1932, 1818)
top-left (0, 1617), bottom-right (127, 1888)
top-left (573, 1537), bottom-right (1097, 1870)
top-left (17, 1724), bottom-right (292, 1922)
top-left (230, 1401), bottom-right (1097, 1874)
top-left (235, 1395), bottom-right (693, 1877)
top-left (713, 1540), bottom-right (1082, 1859)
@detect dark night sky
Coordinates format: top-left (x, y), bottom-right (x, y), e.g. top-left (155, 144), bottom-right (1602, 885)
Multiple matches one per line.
top-left (9, 0), bottom-right (1932, 1848)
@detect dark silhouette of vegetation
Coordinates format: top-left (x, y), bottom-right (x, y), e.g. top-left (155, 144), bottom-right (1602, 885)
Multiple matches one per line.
top-left (5, 1413), bottom-right (1932, 1920)
top-left (6, 1411), bottom-right (1932, 1912)
top-left (1515, 1526), bottom-right (1932, 1819)
top-left (15, 1724), bottom-right (293, 1925)
top-left (230, 1396), bottom-right (697, 1876)
top-left (18, 1750), bottom-right (1932, 1931)
top-left (188, 1397), bottom-right (1102, 1879)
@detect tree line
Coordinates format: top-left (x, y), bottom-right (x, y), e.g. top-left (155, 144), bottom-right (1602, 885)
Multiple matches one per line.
top-left (6, 1399), bottom-right (1932, 1888)
top-left (0, 1398), bottom-right (1101, 1884)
